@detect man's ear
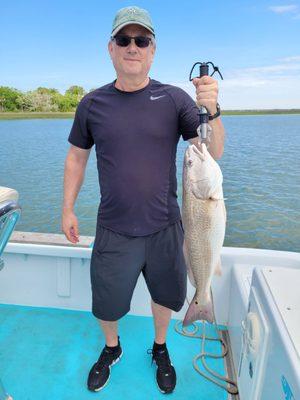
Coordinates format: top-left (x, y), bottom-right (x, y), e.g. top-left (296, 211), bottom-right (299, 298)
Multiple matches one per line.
top-left (150, 43), bottom-right (156, 61)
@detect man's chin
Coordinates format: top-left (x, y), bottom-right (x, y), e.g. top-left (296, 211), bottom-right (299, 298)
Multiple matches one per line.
top-left (123, 68), bottom-right (142, 76)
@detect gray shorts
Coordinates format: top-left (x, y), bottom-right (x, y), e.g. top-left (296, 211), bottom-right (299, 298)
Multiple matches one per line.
top-left (90, 219), bottom-right (187, 321)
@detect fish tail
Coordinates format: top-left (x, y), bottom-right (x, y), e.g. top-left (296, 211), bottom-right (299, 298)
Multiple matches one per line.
top-left (182, 296), bottom-right (214, 326)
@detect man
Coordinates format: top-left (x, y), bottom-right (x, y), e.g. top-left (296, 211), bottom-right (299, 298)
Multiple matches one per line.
top-left (62, 5), bottom-right (225, 395)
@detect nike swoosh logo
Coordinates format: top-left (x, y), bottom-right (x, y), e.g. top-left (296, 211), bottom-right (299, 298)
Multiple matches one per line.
top-left (150, 95), bottom-right (166, 101)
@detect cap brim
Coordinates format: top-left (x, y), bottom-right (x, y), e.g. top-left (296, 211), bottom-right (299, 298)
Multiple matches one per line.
top-left (111, 21), bottom-right (155, 37)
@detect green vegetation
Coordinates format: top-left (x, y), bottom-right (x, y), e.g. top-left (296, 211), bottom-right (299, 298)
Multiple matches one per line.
top-left (0, 86), bottom-right (299, 119)
top-left (0, 112), bottom-right (75, 119)
top-left (0, 85), bottom-right (88, 113)
top-left (222, 109), bottom-right (300, 115)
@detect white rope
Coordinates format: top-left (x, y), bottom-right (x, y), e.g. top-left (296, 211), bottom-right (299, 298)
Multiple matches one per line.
top-left (174, 290), bottom-right (238, 395)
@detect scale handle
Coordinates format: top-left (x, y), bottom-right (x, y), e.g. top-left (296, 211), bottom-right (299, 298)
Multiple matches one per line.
top-left (199, 63), bottom-right (209, 78)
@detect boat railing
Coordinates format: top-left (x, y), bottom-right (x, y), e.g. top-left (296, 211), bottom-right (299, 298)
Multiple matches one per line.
top-left (0, 192), bottom-right (21, 270)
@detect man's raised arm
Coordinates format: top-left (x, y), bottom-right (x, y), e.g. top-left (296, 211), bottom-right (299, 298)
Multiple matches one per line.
top-left (188, 117), bottom-right (225, 160)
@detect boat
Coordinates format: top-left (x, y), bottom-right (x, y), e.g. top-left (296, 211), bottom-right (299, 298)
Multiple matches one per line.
top-left (0, 186), bottom-right (299, 399)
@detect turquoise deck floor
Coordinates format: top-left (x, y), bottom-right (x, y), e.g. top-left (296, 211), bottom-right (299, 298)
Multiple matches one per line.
top-left (0, 304), bottom-right (228, 400)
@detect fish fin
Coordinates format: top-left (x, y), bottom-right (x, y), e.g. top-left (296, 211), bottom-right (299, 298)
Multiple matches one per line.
top-left (214, 258), bottom-right (222, 276)
top-left (183, 240), bottom-right (196, 288)
top-left (183, 296), bottom-right (214, 326)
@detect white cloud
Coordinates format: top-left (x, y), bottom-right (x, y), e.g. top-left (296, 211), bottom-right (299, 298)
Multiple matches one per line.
top-left (279, 55), bottom-right (300, 62)
top-left (269, 4), bottom-right (298, 13)
top-left (240, 63), bottom-right (300, 74)
top-left (174, 58), bottom-right (300, 109)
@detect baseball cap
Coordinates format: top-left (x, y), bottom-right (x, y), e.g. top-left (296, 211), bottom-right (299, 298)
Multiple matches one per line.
top-left (111, 6), bottom-right (155, 37)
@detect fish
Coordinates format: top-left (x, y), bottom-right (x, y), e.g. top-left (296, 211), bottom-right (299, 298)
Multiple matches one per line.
top-left (181, 141), bottom-right (226, 326)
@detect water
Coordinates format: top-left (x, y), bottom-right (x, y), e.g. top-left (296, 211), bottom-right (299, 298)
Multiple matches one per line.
top-left (0, 115), bottom-right (299, 252)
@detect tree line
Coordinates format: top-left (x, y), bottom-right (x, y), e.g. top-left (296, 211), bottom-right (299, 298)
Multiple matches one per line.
top-left (0, 86), bottom-right (93, 112)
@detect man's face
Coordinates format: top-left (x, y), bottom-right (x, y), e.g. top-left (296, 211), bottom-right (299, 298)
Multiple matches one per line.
top-left (108, 24), bottom-right (155, 79)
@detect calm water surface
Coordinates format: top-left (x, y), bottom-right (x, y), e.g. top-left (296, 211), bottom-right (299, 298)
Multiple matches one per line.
top-left (1, 115), bottom-right (299, 252)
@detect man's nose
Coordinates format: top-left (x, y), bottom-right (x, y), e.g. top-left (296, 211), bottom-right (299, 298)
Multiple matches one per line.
top-left (127, 38), bottom-right (138, 52)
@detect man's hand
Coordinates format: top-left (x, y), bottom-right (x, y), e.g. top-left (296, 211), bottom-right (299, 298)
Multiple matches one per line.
top-left (192, 76), bottom-right (219, 115)
top-left (61, 209), bottom-right (80, 244)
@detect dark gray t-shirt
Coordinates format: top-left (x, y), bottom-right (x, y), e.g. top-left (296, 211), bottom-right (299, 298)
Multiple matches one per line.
top-left (68, 78), bottom-right (199, 236)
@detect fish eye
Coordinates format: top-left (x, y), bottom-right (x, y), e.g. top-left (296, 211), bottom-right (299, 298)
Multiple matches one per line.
top-left (187, 159), bottom-right (193, 166)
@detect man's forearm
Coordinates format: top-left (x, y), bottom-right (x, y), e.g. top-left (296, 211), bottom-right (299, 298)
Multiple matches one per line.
top-left (62, 157), bottom-right (86, 212)
top-left (207, 116), bottom-right (225, 159)
top-left (188, 116), bottom-right (225, 160)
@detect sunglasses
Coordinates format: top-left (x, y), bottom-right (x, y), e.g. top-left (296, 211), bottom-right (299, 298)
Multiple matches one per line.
top-left (112, 35), bottom-right (153, 48)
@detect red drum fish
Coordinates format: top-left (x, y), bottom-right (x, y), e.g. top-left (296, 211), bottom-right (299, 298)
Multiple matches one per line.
top-left (182, 142), bottom-right (226, 326)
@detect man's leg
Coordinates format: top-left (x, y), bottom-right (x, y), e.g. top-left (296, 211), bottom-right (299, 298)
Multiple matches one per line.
top-left (98, 319), bottom-right (119, 346)
top-left (145, 220), bottom-right (186, 394)
top-left (151, 299), bottom-right (172, 344)
top-left (88, 228), bottom-right (145, 392)
top-left (149, 299), bottom-right (176, 394)
top-left (87, 318), bottom-right (122, 392)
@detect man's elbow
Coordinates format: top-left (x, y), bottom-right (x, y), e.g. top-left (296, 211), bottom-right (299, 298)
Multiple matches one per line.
top-left (210, 147), bottom-right (224, 160)
top-left (205, 140), bottom-right (224, 160)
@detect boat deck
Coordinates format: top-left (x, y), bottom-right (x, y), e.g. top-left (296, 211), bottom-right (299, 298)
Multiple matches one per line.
top-left (0, 304), bottom-right (228, 400)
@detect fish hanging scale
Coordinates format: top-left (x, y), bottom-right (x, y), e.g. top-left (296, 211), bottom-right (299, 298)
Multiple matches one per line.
top-left (189, 61), bottom-right (223, 144)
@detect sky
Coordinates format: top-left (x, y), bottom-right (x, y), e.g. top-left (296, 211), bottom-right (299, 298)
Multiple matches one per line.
top-left (1, 0), bottom-right (300, 109)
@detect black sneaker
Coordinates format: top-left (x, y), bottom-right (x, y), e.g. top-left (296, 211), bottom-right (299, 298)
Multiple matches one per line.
top-left (147, 344), bottom-right (176, 394)
top-left (87, 336), bottom-right (123, 392)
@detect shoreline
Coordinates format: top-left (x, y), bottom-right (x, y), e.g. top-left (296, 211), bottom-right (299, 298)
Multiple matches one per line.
top-left (0, 112), bottom-right (75, 120)
top-left (0, 109), bottom-right (300, 120)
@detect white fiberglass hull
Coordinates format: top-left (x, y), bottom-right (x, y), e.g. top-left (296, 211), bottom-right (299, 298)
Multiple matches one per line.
top-left (1, 234), bottom-right (300, 400)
